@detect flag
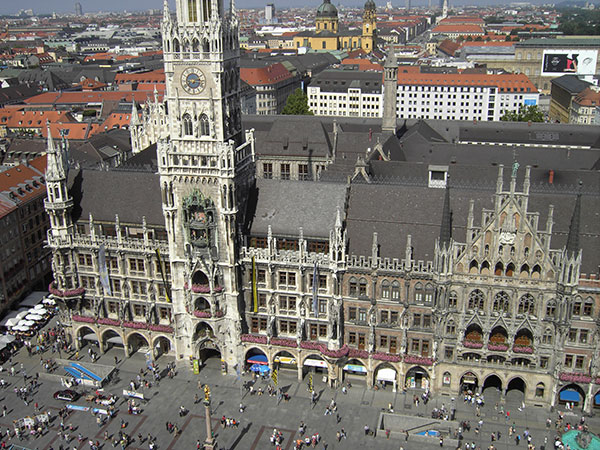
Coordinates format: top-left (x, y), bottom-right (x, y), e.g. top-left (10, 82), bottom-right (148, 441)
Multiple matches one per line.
top-left (312, 261), bottom-right (318, 317)
top-left (98, 245), bottom-right (111, 296)
top-left (155, 248), bottom-right (171, 302)
top-left (252, 256), bottom-right (258, 313)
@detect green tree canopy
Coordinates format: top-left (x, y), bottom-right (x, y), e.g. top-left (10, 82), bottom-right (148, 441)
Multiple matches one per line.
top-left (282, 88), bottom-right (313, 115)
top-left (501, 105), bottom-right (544, 123)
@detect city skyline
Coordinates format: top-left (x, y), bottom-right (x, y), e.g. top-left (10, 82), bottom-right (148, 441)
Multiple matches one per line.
top-left (0, 0), bottom-right (560, 15)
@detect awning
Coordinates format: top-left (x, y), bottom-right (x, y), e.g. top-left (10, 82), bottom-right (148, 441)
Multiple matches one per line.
top-left (560, 390), bottom-right (581, 402)
top-left (247, 354), bottom-right (268, 365)
top-left (343, 364), bottom-right (367, 373)
top-left (274, 356), bottom-right (296, 365)
top-left (595, 393), bottom-right (600, 405)
top-left (106, 336), bottom-right (123, 345)
top-left (83, 333), bottom-right (99, 342)
top-left (376, 368), bottom-right (397, 382)
top-left (462, 375), bottom-right (477, 384)
top-left (304, 358), bottom-right (327, 368)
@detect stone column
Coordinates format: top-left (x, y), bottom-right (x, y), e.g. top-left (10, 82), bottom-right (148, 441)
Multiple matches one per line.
top-left (204, 400), bottom-right (215, 450)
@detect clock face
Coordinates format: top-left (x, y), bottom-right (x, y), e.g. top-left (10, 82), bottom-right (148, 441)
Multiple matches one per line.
top-left (181, 67), bottom-right (206, 95)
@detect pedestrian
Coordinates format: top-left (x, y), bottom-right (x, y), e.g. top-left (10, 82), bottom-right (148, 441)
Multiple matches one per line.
top-left (440, 436), bottom-right (444, 447)
top-left (336, 431), bottom-right (341, 442)
top-left (364, 424), bottom-right (369, 435)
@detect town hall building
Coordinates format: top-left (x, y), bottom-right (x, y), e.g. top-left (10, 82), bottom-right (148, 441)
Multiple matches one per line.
top-left (44, 0), bottom-right (600, 414)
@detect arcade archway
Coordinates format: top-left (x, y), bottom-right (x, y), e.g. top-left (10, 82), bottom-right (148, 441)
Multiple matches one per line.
top-left (374, 363), bottom-right (397, 392)
top-left (77, 326), bottom-right (98, 349)
top-left (405, 366), bottom-right (429, 390)
top-left (273, 350), bottom-right (297, 372)
top-left (101, 328), bottom-right (124, 351)
top-left (558, 384), bottom-right (585, 408)
top-left (459, 371), bottom-right (478, 394)
top-left (342, 358), bottom-right (367, 385)
top-left (153, 336), bottom-right (172, 358)
top-left (506, 377), bottom-right (526, 403)
top-left (127, 332), bottom-right (150, 355)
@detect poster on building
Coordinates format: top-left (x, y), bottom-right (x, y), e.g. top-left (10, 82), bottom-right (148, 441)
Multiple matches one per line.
top-left (541, 50), bottom-right (597, 76)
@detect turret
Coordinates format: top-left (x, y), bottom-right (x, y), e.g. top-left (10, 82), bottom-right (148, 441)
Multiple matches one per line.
top-left (382, 48), bottom-right (398, 133)
top-left (44, 124), bottom-right (73, 238)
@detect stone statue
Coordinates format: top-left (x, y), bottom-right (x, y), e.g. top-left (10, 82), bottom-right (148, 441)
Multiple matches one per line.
top-left (433, 340), bottom-right (439, 360)
top-left (512, 160), bottom-right (519, 178)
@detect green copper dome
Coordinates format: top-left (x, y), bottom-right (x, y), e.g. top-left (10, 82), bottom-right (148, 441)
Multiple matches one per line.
top-left (364, 0), bottom-right (376, 11)
top-left (316, 0), bottom-right (338, 18)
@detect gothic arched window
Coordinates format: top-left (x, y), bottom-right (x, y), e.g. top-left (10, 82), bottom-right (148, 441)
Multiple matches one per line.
top-left (183, 114), bottom-right (193, 136)
top-left (518, 293), bottom-right (535, 315)
top-left (349, 277), bottom-right (357, 297)
top-left (391, 281), bottom-right (400, 300)
top-left (188, 0), bottom-right (198, 21)
top-left (448, 291), bottom-right (458, 308)
top-left (200, 114), bottom-right (210, 136)
top-left (493, 291), bottom-right (510, 313)
top-left (468, 289), bottom-right (485, 310)
top-left (381, 280), bottom-right (390, 299)
top-left (545, 300), bottom-right (556, 318)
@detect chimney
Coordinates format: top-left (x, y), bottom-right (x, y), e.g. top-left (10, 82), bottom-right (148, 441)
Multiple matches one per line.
top-left (548, 169), bottom-right (554, 184)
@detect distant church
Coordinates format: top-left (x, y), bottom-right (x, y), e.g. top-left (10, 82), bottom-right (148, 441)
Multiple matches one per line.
top-left (292, 0), bottom-right (377, 53)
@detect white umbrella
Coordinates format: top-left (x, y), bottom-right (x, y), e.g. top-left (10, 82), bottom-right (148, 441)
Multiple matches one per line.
top-left (33, 306), bottom-right (48, 314)
top-left (18, 320), bottom-right (35, 327)
top-left (34, 304), bottom-right (46, 311)
top-left (26, 314), bottom-right (43, 321)
top-left (42, 298), bottom-right (55, 306)
top-left (15, 311), bottom-right (28, 320)
top-left (13, 325), bottom-right (29, 331)
top-left (5, 318), bottom-right (19, 328)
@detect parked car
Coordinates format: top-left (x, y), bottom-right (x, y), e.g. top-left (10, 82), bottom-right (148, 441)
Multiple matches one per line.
top-left (53, 390), bottom-right (80, 401)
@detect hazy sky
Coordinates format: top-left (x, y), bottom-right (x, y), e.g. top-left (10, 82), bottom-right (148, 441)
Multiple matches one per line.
top-left (0, 0), bottom-right (506, 15)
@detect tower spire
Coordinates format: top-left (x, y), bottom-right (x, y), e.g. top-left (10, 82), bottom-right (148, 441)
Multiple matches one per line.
top-left (45, 121), bottom-right (66, 182)
top-left (439, 179), bottom-right (452, 247)
top-left (382, 46), bottom-right (398, 133)
top-left (565, 183), bottom-right (583, 255)
top-left (130, 101), bottom-right (140, 126)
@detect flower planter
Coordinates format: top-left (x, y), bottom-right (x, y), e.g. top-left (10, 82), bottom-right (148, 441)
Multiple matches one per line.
top-left (122, 321), bottom-right (148, 330)
top-left (348, 348), bottom-right (369, 359)
top-left (300, 341), bottom-right (325, 351)
top-left (194, 310), bottom-right (212, 318)
top-left (97, 318), bottom-right (121, 326)
top-left (404, 355), bottom-right (433, 366)
top-left (322, 345), bottom-right (349, 358)
top-left (559, 372), bottom-right (592, 383)
top-left (270, 338), bottom-right (297, 348)
top-left (49, 282), bottom-right (85, 297)
top-left (463, 340), bottom-right (483, 349)
top-left (373, 352), bottom-right (402, 362)
top-left (149, 324), bottom-right (174, 333)
top-left (513, 346), bottom-right (533, 354)
top-left (241, 334), bottom-right (267, 344)
top-left (487, 344), bottom-right (508, 351)
top-left (72, 315), bottom-right (95, 324)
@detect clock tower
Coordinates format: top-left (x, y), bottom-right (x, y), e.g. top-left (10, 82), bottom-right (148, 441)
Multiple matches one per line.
top-left (159, 0), bottom-right (255, 371)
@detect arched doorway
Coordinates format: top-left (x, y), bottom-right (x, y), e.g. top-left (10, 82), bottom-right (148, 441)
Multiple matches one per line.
top-left (342, 358), bottom-right (367, 385)
top-left (405, 366), bottom-right (429, 390)
top-left (459, 371), bottom-right (478, 394)
top-left (273, 350), bottom-right (297, 372)
top-left (302, 354), bottom-right (328, 382)
top-left (506, 377), bottom-right (526, 404)
top-left (374, 363), bottom-right (397, 392)
top-left (153, 336), bottom-right (172, 359)
top-left (558, 384), bottom-right (585, 409)
top-left (194, 322), bottom-right (215, 341)
top-left (127, 332), bottom-right (150, 355)
top-left (483, 375), bottom-right (502, 393)
top-left (245, 348), bottom-right (268, 368)
top-left (77, 326), bottom-right (98, 350)
top-left (198, 340), bottom-right (221, 368)
top-left (102, 329), bottom-right (124, 352)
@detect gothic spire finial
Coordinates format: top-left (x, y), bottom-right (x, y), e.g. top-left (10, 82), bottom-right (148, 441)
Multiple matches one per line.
top-left (335, 207), bottom-right (342, 229)
top-left (439, 177), bottom-right (452, 246)
top-left (46, 121), bottom-right (55, 152)
top-left (131, 101), bottom-right (139, 126)
top-left (565, 182), bottom-right (583, 255)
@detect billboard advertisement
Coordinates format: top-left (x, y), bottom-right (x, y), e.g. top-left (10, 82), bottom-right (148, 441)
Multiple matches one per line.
top-left (541, 50), bottom-right (598, 76)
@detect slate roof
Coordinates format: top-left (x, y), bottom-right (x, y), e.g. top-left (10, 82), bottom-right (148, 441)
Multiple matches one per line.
top-left (68, 169), bottom-right (163, 226)
top-left (309, 70), bottom-right (382, 94)
top-left (345, 176), bottom-right (600, 273)
top-left (551, 75), bottom-right (591, 96)
top-left (248, 178), bottom-right (347, 239)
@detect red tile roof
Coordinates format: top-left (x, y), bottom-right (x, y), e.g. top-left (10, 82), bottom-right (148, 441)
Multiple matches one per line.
top-left (341, 58), bottom-right (383, 72)
top-left (432, 24), bottom-right (485, 34)
top-left (0, 109), bottom-right (75, 130)
top-left (574, 87), bottom-right (600, 107)
top-left (439, 16), bottom-right (485, 24)
top-left (240, 63), bottom-right (293, 86)
top-left (24, 91), bottom-right (164, 106)
top-left (40, 122), bottom-right (100, 141)
top-left (396, 72), bottom-right (537, 92)
top-left (115, 69), bottom-right (166, 85)
top-left (0, 155), bottom-right (47, 208)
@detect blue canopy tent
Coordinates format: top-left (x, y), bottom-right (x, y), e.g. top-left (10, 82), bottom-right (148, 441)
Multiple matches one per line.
top-left (258, 365), bottom-right (270, 375)
top-left (247, 354), bottom-right (268, 365)
top-left (249, 363), bottom-right (261, 372)
top-left (595, 393), bottom-right (600, 405)
top-left (559, 390), bottom-right (581, 402)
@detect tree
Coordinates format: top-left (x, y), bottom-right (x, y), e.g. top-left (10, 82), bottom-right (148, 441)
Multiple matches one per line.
top-left (282, 88), bottom-right (313, 115)
top-left (501, 105), bottom-right (544, 123)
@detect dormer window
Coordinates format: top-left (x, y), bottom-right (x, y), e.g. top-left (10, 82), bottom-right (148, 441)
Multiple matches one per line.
top-left (428, 165), bottom-right (448, 188)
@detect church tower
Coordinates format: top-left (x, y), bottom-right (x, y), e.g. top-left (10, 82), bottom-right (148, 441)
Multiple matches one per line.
top-left (382, 48), bottom-right (398, 133)
top-left (158, 0), bottom-right (255, 371)
top-left (362, 0), bottom-right (377, 52)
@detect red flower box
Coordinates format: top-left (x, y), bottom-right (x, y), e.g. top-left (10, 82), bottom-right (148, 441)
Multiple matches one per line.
top-left (463, 340), bottom-right (483, 349)
top-left (122, 321), bottom-right (148, 330)
top-left (559, 372), bottom-right (592, 383)
top-left (241, 334), bottom-right (267, 344)
top-left (149, 324), bottom-right (173, 333)
top-left (49, 282), bottom-right (85, 297)
top-left (194, 310), bottom-right (211, 318)
top-left (72, 315), bottom-right (95, 324)
top-left (513, 346), bottom-right (533, 354)
top-left (348, 348), bottom-right (370, 358)
top-left (404, 355), bottom-right (433, 366)
top-left (487, 343), bottom-right (508, 351)
top-left (322, 345), bottom-right (349, 358)
top-left (97, 318), bottom-right (121, 326)
top-left (300, 341), bottom-right (325, 351)
top-left (271, 337), bottom-right (297, 348)
top-left (373, 352), bottom-right (402, 362)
